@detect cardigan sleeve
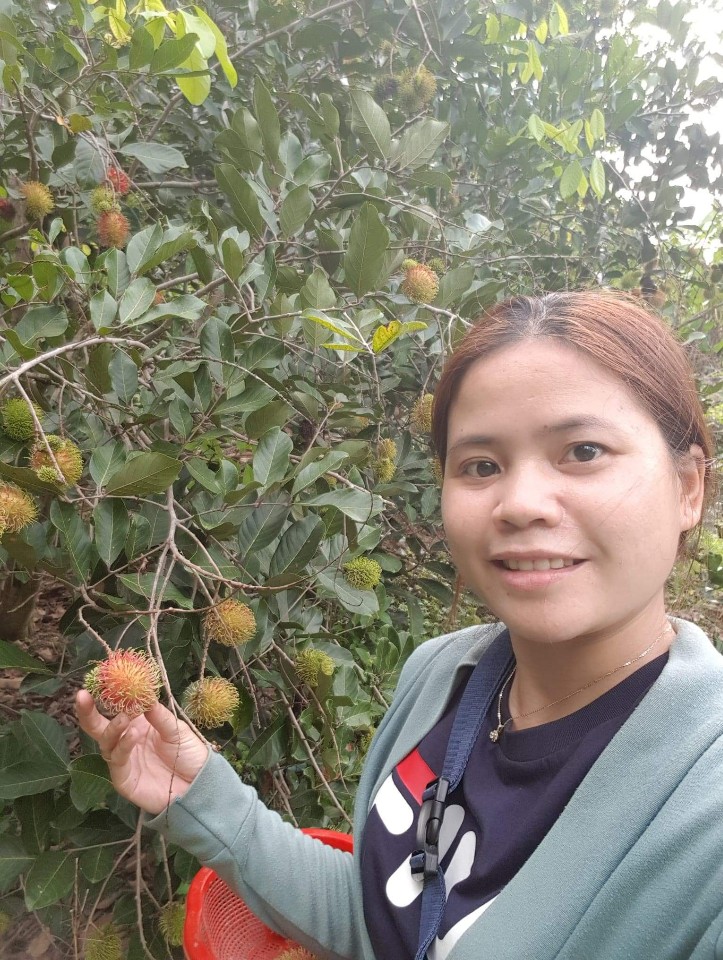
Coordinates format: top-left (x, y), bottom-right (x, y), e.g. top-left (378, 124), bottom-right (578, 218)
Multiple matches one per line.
top-left (144, 748), bottom-right (365, 960)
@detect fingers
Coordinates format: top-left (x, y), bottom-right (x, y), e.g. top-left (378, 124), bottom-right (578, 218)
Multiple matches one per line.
top-left (75, 689), bottom-right (110, 743)
top-left (145, 701), bottom-right (196, 744)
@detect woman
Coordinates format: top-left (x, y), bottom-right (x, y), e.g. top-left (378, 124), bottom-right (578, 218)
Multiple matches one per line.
top-left (76, 290), bottom-right (722, 960)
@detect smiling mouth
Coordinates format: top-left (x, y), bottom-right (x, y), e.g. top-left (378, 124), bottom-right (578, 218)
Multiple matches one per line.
top-left (494, 558), bottom-right (583, 571)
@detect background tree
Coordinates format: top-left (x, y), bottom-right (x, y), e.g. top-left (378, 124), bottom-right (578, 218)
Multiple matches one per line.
top-left (0, 0), bottom-right (721, 954)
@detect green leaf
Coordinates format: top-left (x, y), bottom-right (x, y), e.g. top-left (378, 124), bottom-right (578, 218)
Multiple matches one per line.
top-left (119, 142), bottom-right (187, 174)
top-left (20, 712), bottom-right (70, 769)
top-left (300, 270), bottom-right (337, 311)
top-left (254, 76), bottom-right (281, 162)
top-left (350, 89), bottom-right (392, 160)
top-left (392, 118), bottom-right (449, 171)
top-left (129, 24), bottom-right (154, 69)
top-left (291, 451), bottom-right (348, 495)
top-left (126, 224), bottom-right (163, 275)
top-left (301, 310), bottom-right (359, 342)
top-left (49, 501), bottom-right (92, 581)
top-left (589, 156), bottom-right (606, 199)
top-left (237, 497), bottom-right (290, 555)
top-left (79, 846), bottom-right (115, 883)
top-left (560, 159), bottom-right (584, 200)
top-left (0, 837), bottom-right (34, 889)
top-left (118, 573), bottom-right (193, 608)
top-left (90, 442), bottom-right (127, 488)
top-left (303, 488), bottom-right (384, 522)
top-left (316, 568), bottom-right (379, 616)
top-left (109, 349), bottom-right (139, 404)
top-left (24, 850), bottom-right (75, 910)
top-left (93, 500), bottom-right (130, 567)
top-left (528, 114), bottom-right (546, 142)
top-left (590, 108), bottom-right (605, 142)
top-left (119, 277), bottom-right (156, 324)
top-left (343, 202), bottom-right (390, 297)
top-left (550, 1), bottom-right (569, 36)
top-left (136, 229), bottom-right (197, 275)
top-left (15, 792), bottom-right (54, 854)
top-left (13, 306), bottom-right (68, 347)
top-left (280, 184), bottom-right (313, 236)
top-left (105, 453), bottom-right (182, 496)
top-left (89, 290), bottom-right (117, 331)
top-left (269, 515), bottom-right (324, 578)
top-left (215, 163), bottom-right (265, 239)
top-left (69, 755), bottom-right (113, 812)
top-left (150, 34), bottom-right (199, 73)
top-left (104, 249), bottom-right (130, 299)
top-left (0, 640), bottom-right (52, 675)
top-left (253, 427), bottom-right (293, 487)
top-left (200, 316), bottom-right (234, 363)
top-left (192, 5), bottom-right (237, 87)
top-left (0, 761), bottom-right (69, 799)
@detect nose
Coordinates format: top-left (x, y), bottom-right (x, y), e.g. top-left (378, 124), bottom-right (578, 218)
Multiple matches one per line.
top-left (491, 461), bottom-right (564, 529)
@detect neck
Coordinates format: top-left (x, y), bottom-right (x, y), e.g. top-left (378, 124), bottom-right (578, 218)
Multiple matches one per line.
top-left (507, 609), bottom-right (675, 730)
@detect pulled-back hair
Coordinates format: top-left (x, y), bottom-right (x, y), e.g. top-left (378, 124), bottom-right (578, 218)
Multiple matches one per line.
top-left (431, 290), bottom-right (717, 538)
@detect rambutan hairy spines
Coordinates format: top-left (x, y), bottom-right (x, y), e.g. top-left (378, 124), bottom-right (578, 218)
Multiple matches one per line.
top-left (30, 435), bottom-right (83, 485)
top-left (204, 598), bottom-right (256, 646)
top-left (90, 185), bottom-right (120, 215)
top-left (410, 393), bottom-right (434, 434)
top-left (294, 648), bottom-right (335, 687)
top-left (106, 166), bottom-right (131, 196)
top-left (20, 181), bottom-right (55, 219)
top-left (97, 210), bottom-right (130, 249)
top-left (343, 556), bottom-right (383, 590)
top-left (377, 438), bottom-right (397, 461)
top-left (275, 948), bottom-right (319, 960)
top-left (85, 650), bottom-right (162, 718)
top-left (84, 923), bottom-right (123, 960)
top-left (158, 901), bottom-right (185, 946)
top-left (401, 263), bottom-right (439, 304)
top-left (0, 483), bottom-right (38, 533)
top-left (0, 198), bottom-right (16, 221)
top-left (182, 677), bottom-right (240, 728)
top-left (0, 397), bottom-right (42, 441)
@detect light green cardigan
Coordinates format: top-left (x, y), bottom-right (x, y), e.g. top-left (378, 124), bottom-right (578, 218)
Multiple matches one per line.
top-left (146, 618), bottom-right (723, 960)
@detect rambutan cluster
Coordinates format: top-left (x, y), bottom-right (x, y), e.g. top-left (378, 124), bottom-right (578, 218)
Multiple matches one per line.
top-left (29, 435), bottom-right (83, 485)
top-left (373, 64), bottom-right (437, 115)
top-left (84, 650), bottom-right (162, 718)
top-left (91, 165), bottom-right (132, 248)
top-left (343, 556), bottom-right (383, 591)
top-left (204, 598), bottom-right (256, 646)
top-left (372, 438), bottom-right (397, 483)
top-left (400, 261), bottom-right (439, 304)
top-left (84, 923), bottom-right (123, 960)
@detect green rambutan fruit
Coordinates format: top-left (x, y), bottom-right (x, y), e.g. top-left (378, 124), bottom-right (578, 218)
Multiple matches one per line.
top-left (377, 438), bottom-right (397, 460)
top-left (343, 556), bottom-right (382, 590)
top-left (431, 456), bottom-right (444, 486)
top-left (84, 650), bottom-right (162, 718)
top-left (373, 457), bottom-right (396, 483)
top-left (90, 186), bottom-right (120, 215)
top-left (401, 258), bottom-right (418, 271)
top-left (397, 65), bottom-right (437, 112)
top-left (84, 923), bottom-right (123, 960)
top-left (0, 483), bottom-right (38, 532)
top-left (182, 677), bottom-right (240, 728)
top-left (30, 435), bottom-right (83, 485)
top-left (158, 900), bottom-right (186, 946)
top-left (0, 397), bottom-right (41, 441)
top-left (427, 257), bottom-right (446, 276)
top-left (401, 263), bottom-right (439, 304)
top-left (294, 648), bottom-right (335, 687)
top-left (372, 76), bottom-right (399, 102)
top-left (20, 181), bottom-right (55, 219)
top-left (204, 598), bottom-right (256, 646)
top-left (410, 394), bottom-right (434, 434)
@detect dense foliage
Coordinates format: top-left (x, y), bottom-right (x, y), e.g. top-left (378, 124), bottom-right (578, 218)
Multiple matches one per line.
top-left (0, 0), bottom-right (721, 954)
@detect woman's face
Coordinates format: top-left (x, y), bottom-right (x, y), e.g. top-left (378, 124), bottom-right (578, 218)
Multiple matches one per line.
top-left (441, 338), bottom-right (703, 645)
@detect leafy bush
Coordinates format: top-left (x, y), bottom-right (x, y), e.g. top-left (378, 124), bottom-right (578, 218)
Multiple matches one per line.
top-left (0, 0), bottom-right (721, 953)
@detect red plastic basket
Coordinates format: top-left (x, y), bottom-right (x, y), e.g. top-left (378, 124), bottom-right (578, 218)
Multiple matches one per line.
top-left (183, 828), bottom-right (354, 960)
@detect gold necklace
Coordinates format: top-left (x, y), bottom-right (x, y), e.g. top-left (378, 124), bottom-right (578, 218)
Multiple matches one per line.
top-left (489, 620), bottom-right (673, 743)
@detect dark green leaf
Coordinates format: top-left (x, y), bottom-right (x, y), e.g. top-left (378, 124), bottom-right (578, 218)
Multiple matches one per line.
top-left (93, 500), bottom-right (130, 567)
top-left (253, 427), bottom-right (293, 487)
top-left (49, 501), bottom-right (92, 581)
top-left (24, 850), bottom-right (75, 910)
top-left (215, 163), bottom-right (265, 239)
top-left (0, 640), bottom-right (52, 675)
top-left (105, 453), bottom-right (182, 496)
top-left (69, 755), bottom-right (114, 812)
top-left (350, 89), bottom-right (391, 160)
top-left (343, 202), bottom-right (389, 296)
top-left (269, 515), bottom-right (324, 577)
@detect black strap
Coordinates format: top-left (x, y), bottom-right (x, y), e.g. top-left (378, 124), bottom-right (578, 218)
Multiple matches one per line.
top-left (411, 628), bottom-right (514, 960)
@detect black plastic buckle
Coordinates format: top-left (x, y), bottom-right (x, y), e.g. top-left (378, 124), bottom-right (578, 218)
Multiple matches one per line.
top-left (410, 776), bottom-right (449, 882)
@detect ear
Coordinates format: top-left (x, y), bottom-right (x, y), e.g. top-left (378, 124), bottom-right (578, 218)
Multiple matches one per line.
top-left (678, 444), bottom-right (706, 532)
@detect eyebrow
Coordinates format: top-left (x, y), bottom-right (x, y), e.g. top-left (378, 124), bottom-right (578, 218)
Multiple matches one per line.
top-left (446, 415), bottom-right (623, 455)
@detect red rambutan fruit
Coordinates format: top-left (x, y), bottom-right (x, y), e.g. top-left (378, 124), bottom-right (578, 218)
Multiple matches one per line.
top-left (106, 167), bottom-right (131, 196)
top-left (84, 650), bottom-right (162, 718)
top-left (97, 210), bottom-right (130, 249)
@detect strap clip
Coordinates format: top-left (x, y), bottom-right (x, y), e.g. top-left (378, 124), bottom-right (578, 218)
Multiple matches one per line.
top-left (410, 777), bottom-right (449, 882)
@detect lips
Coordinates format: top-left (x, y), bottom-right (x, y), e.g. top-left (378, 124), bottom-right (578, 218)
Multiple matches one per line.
top-left (496, 557), bottom-right (579, 571)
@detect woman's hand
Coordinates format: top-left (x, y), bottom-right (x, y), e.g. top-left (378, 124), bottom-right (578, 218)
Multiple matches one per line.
top-left (75, 690), bottom-right (210, 816)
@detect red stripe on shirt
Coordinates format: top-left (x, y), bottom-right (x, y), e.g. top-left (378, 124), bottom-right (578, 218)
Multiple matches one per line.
top-left (396, 749), bottom-right (436, 805)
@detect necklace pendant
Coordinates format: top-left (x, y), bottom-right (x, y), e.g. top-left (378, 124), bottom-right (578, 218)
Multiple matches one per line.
top-left (489, 728), bottom-right (500, 742)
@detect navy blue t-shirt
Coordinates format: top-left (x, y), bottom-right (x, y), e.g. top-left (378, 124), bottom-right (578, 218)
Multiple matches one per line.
top-left (361, 651), bottom-right (668, 960)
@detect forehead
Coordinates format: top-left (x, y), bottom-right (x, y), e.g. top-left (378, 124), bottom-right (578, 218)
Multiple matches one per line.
top-left (449, 338), bottom-right (650, 431)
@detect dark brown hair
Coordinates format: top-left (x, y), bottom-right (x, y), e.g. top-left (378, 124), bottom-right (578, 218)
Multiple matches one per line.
top-left (432, 289), bottom-right (717, 531)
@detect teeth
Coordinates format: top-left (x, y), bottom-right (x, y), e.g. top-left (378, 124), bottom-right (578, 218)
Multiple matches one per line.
top-left (501, 558), bottom-right (576, 571)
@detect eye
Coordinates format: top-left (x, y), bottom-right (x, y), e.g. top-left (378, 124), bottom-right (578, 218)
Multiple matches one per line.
top-left (564, 443), bottom-right (605, 463)
top-left (462, 459), bottom-right (499, 478)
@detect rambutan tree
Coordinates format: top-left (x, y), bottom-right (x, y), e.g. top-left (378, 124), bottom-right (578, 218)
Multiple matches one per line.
top-left (0, 0), bottom-right (721, 954)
